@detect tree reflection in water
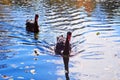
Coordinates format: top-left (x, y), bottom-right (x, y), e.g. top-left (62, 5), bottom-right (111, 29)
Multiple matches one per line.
top-left (101, 0), bottom-right (120, 16)
top-left (0, 0), bottom-right (11, 5)
top-left (45, 0), bottom-right (96, 14)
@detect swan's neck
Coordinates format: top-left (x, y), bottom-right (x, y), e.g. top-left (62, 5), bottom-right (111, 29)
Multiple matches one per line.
top-left (63, 36), bottom-right (70, 55)
top-left (34, 17), bottom-right (38, 26)
top-left (34, 17), bottom-right (39, 32)
top-left (34, 17), bottom-right (38, 22)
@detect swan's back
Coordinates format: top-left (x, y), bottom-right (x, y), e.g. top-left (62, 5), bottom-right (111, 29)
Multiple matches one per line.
top-left (55, 35), bottom-right (65, 55)
top-left (26, 20), bottom-right (34, 32)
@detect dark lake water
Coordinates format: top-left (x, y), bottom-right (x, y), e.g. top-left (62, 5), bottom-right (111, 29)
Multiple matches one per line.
top-left (0, 0), bottom-right (120, 80)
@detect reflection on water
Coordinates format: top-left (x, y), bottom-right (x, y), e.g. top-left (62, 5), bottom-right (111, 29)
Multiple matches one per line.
top-left (0, 0), bottom-right (120, 80)
top-left (63, 56), bottom-right (70, 80)
top-left (0, 0), bottom-right (11, 5)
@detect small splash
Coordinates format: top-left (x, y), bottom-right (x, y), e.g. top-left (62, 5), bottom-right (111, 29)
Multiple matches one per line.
top-left (1, 74), bottom-right (13, 80)
top-left (17, 76), bottom-right (24, 79)
top-left (57, 77), bottom-right (63, 80)
top-left (1, 75), bottom-right (9, 79)
top-left (30, 69), bottom-right (36, 75)
top-left (10, 64), bottom-right (18, 68)
top-left (33, 58), bottom-right (38, 61)
top-left (32, 49), bottom-right (40, 56)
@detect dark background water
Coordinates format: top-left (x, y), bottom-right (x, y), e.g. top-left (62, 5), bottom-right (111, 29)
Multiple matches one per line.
top-left (0, 0), bottom-right (120, 80)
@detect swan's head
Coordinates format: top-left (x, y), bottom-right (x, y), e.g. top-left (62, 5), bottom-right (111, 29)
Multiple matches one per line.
top-left (35, 14), bottom-right (39, 21)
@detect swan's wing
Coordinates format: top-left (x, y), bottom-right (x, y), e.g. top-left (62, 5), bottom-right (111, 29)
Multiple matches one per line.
top-left (57, 35), bottom-right (66, 43)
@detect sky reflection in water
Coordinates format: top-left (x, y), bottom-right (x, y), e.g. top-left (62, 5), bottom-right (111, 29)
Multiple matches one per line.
top-left (0, 0), bottom-right (120, 80)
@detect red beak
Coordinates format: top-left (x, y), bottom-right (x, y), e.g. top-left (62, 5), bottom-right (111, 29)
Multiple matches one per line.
top-left (68, 35), bottom-right (71, 41)
top-left (67, 32), bottom-right (72, 41)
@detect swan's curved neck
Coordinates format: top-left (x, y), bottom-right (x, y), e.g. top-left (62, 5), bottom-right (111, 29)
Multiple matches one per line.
top-left (63, 35), bottom-right (71, 55)
top-left (34, 17), bottom-right (38, 22)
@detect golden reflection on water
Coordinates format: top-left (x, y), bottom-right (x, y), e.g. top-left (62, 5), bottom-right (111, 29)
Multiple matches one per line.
top-left (0, 0), bottom-right (96, 15)
top-left (48, 0), bottom-right (96, 13)
top-left (0, 0), bottom-right (11, 5)
top-left (75, 0), bottom-right (96, 13)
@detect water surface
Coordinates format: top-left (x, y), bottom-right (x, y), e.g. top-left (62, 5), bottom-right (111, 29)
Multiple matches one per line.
top-left (0, 0), bottom-right (120, 80)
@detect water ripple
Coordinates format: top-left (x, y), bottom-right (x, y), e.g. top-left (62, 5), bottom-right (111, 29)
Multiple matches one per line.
top-left (0, 1), bottom-right (120, 80)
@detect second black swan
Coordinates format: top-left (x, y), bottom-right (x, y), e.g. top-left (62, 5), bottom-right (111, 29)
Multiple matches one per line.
top-left (26, 14), bottom-right (39, 33)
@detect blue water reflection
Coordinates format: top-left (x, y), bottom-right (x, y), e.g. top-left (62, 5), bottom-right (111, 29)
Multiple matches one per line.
top-left (0, 0), bottom-right (120, 80)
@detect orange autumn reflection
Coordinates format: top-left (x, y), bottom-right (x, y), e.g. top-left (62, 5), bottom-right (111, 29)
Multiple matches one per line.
top-left (0, 0), bottom-right (11, 5)
top-left (73, 0), bottom-right (96, 13)
top-left (48, 0), bottom-right (96, 13)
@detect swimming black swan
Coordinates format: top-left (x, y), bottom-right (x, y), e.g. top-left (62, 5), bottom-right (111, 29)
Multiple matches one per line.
top-left (55, 32), bottom-right (72, 80)
top-left (62, 32), bottom-right (71, 80)
top-left (55, 32), bottom-right (72, 56)
top-left (26, 14), bottom-right (39, 33)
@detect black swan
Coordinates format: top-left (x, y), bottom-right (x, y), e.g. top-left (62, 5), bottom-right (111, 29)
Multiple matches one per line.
top-left (55, 32), bottom-right (72, 56)
top-left (26, 14), bottom-right (39, 33)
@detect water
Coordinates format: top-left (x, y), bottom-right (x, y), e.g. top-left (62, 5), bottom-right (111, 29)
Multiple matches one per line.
top-left (0, 0), bottom-right (120, 80)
